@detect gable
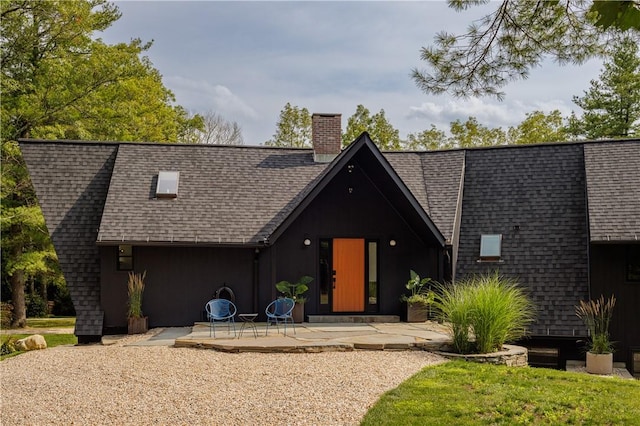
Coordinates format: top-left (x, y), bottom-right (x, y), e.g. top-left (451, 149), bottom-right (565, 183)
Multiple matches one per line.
top-left (268, 133), bottom-right (446, 247)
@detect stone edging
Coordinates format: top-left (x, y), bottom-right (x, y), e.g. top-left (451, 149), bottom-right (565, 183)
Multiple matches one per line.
top-left (433, 344), bottom-right (528, 367)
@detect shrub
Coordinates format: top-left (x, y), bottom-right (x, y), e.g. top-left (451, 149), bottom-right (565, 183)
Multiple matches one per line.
top-left (0, 303), bottom-right (13, 328)
top-left (434, 272), bottom-right (536, 354)
top-left (0, 335), bottom-right (17, 355)
top-left (26, 294), bottom-right (48, 318)
top-left (51, 285), bottom-right (76, 316)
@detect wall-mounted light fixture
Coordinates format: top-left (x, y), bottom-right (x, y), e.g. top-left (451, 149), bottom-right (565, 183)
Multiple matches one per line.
top-left (303, 238), bottom-right (312, 247)
top-left (389, 239), bottom-right (397, 247)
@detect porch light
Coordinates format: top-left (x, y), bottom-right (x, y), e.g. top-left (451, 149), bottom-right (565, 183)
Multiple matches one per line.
top-left (303, 238), bottom-right (312, 246)
top-left (389, 239), bottom-right (397, 247)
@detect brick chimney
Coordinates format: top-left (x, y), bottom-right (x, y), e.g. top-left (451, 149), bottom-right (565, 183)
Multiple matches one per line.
top-left (312, 113), bottom-right (341, 163)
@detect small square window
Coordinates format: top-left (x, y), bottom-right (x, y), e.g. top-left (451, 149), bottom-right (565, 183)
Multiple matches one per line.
top-left (480, 234), bottom-right (502, 261)
top-left (118, 245), bottom-right (133, 271)
top-left (627, 245), bottom-right (640, 282)
top-left (156, 171), bottom-right (179, 198)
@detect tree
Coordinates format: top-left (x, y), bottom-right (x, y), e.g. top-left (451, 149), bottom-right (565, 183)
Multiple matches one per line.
top-left (412, 0), bottom-right (640, 99)
top-left (570, 36), bottom-right (640, 139)
top-left (186, 111), bottom-right (243, 145)
top-left (265, 103), bottom-right (312, 147)
top-left (343, 105), bottom-right (402, 150)
top-left (1, 0), bottom-right (203, 327)
top-left (506, 110), bottom-right (568, 144)
top-left (449, 116), bottom-right (506, 148)
top-left (405, 125), bottom-right (452, 151)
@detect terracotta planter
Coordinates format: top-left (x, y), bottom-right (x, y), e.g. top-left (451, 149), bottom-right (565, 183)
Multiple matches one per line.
top-left (407, 302), bottom-right (429, 323)
top-left (292, 303), bottom-right (305, 323)
top-left (586, 351), bottom-right (613, 375)
top-left (128, 316), bottom-right (148, 334)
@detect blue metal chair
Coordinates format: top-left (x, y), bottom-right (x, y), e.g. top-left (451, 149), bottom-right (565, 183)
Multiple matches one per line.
top-left (205, 299), bottom-right (237, 338)
top-left (265, 297), bottom-right (296, 336)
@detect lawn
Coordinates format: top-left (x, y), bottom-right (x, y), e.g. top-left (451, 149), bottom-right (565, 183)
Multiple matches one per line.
top-left (25, 317), bottom-right (76, 328)
top-left (362, 360), bottom-right (640, 425)
top-left (1, 333), bottom-right (77, 361)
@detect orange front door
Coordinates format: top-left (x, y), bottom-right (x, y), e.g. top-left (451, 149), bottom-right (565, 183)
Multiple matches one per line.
top-left (332, 238), bottom-right (365, 312)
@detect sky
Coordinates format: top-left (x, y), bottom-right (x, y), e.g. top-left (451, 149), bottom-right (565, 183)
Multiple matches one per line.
top-left (100, 1), bottom-right (604, 145)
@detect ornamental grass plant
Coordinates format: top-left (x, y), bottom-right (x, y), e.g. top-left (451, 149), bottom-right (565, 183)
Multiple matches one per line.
top-left (434, 272), bottom-right (535, 354)
top-left (575, 294), bottom-right (616, 354)
top-left (127, 271), bottom-right (146, 319)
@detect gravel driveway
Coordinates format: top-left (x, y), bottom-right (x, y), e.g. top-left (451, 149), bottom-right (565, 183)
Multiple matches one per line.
top-left (1, 334), bottom-right (445, 425)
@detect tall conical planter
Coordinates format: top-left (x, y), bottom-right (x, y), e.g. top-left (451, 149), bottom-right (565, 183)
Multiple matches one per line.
top-left (586, 352), bottom-right (613, 375)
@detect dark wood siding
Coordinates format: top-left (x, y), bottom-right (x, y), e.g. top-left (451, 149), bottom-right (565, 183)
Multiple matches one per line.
top-left (590, 243), bottom-right (640, 366)
top-left (101, 246), bottom-right (255, 328)
top-left (272, 159), bottom-right (441, 317)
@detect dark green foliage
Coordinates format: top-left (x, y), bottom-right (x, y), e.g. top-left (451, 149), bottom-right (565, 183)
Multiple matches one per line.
top-left (413, 1), bottom-right (638, 99)
top-left (0, 336), bottom-right (18, 356)
top-left (0, 303), bottom-right (13, 328)
top-left (25, 294), bottom-right (48, 318)
top-left (50, 285), bottom-right (76, 317)
top-left (570, 36), bottom-right (640, 139)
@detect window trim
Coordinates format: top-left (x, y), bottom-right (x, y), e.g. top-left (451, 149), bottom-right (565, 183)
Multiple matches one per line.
top-left (117, 245), bottom-right (134, 271)
top-left (156, 171), bottom-right (180, 198)
top-left (626, 245), bottom-right (640, 283)
top-left (479, 234), bottom-right (503, 262)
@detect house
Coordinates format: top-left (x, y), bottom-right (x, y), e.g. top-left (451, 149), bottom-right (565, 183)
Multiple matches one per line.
top-left (19, 114), bottom-right (639, 372)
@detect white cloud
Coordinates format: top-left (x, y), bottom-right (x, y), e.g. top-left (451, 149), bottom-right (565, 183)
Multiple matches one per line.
top-left (406, 97), bottom-right (577, 131)
top-left (165, 76), bottom-right (259, 119)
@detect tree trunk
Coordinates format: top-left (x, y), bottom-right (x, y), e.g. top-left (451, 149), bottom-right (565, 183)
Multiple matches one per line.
top-left (10, 268), bottom-right (27, 328)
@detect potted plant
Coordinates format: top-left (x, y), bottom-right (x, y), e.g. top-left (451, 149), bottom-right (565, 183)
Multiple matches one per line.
top-left (127, 270), bottom-right (148, 334)
top-left (276, 275), bottom-right (312, 323)
top-left (400, 270), bottom-right (435, 322)
top-left (575, 294), bottom-right (616, 375)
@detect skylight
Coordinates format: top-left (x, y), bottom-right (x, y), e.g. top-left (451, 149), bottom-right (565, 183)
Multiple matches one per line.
top-left (480, 234), bottom-right (502, 261)
top-left (156, 171), bottom-right (179, 198)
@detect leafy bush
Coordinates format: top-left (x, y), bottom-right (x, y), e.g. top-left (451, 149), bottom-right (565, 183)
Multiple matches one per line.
top-left (51, 285), bottom-right (76, 316)
top-left (434, 272), bottom-right (536, 354)
top-left (275, 275), bottom-right (312, 304)
top-left (26, 294), bottom-right (48, 318)
top-left (0, 302), bottom-right (13, 328)
top-left (400, 270), bottom-right (435, 305)
top-left (0, 336), bottom-right (17, 356)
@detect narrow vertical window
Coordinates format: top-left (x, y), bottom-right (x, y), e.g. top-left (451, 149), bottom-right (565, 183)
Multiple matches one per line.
top-left (367, 241), bottom-right (378, 307)
top-left (627, 245), bottom-right (640, 282)
top-left (479, 234), bottom-right (502, 261)
top-left (118, 245), bottom-right (133, 270)
top-left (319, 239), bottom-right (331, 305)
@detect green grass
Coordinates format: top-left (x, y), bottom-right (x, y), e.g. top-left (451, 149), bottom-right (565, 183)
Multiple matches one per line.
top-left (361, 361), bottom-right (640, 425)
top-left (1, 334), bottom-right (77, 361)
top-left (25, 317), bottom-right (76, 328)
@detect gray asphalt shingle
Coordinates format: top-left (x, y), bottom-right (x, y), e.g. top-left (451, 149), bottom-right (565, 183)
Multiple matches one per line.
top-left (584, 140), bottom-right (640, 242)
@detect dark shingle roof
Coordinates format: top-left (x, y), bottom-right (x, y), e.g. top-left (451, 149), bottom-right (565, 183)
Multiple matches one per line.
top-left (386, 150), bottom-right (465, 242)
top-left (98, 143), bottom-right (328, 245)
top-left (19, 141), bottom-right (117, 336)
top-left (584, 140), bottom-right (640, 242)
top-left (455, 143), bottom-right (590, 336)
